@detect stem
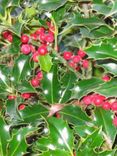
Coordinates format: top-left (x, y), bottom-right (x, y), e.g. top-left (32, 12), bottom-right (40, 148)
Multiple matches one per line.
top-left (50, 15), bottom-right (58, 51)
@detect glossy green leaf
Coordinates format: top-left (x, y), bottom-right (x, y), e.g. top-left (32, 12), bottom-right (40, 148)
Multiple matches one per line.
top-left (61, 13), bottom-right (105, 35)
top-left (38, 0), bottom-right (67, 11)
top-left (86, 44), bottom-right (117, 60)
top-left (19, 104), bottom-right (48, 123)
top-left (97, 59), bottom-right (117, 75)
top-left (93, 108), bottom-right (116, 147)
top-left (77, 128), bottom-right (103, 156)
top-left (60, 105), bottom-right (91, 126)
top-left (7, 127), bottom-right (36, 156)
top-left (12, 54), bottom-right (32, 82)
top-left (36, 117), bottom-right (74, 155)
top-left (59, 71), bottom-right (77, 103)
top-left (95, 78), bottom-right (117, 97)
top-left (93, 4), bottom-right (111, 15)
top-left (75, 125), bottom-right (95, 138)
top-left (41, 64), bottom-right (61, 104)
top-left (8, 36), bottom-right (20, 54)
top-left (0, 65), bottom-right (12, 95)
top-left (39, 54), bottom-right (53, 72)
top-left (18, 80), bottom-right (36, 93)
top-left (10, 21), bottom-right (23, 36)
top-left (6, 100), bottom-right (21, 122)
top-left (0, 116), bottom-right (10, 156)
top-left (72, 78), bottom-right (104, 99)
top-left (40, 149), bottom-right (70, 156)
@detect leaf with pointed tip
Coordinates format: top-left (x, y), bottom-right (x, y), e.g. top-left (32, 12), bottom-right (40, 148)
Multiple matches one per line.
top-left (36, 117), bottom-right (74, 155)
top-left (0, 116), bottom-right (10, 156)
top-left (39, 54), bottom-right (53, 72)
top-left (0, 65), bottom-right (12, 96)
top-left (7, 36), bottom-right (20, 55)
top-left (19, 104), bottom-right (48, 123)
top-left (7, 127), bottom-right (36, 156)
top-left (77, 128), bottom-right (103, 156)
top-left (18, 81), bottom-right (36, 93)
top-left (86, 44), bottom-right (117, 60)
top-left (93, 108), bottom-right (116, 146)
top-left (38, 0), bottom-right (67, 12)
top-left (6, 100), bottom-right (21, 122)
top-left (59, 71), bottom-right (77, 103)
top-left (60, 105), bottom-right (91, 126)
top-left (40, 149), bottom-right (70, 156)
top-left (41, 64), bottom-right (61, 104)
top-left (71, 78), bottom-right (104, 100)
top-left (12, 55), bottom-right (32, 83)
top-left (95, 78), bottom-right (117, 97)
top-left (97, 59), bottom-right (117, 76)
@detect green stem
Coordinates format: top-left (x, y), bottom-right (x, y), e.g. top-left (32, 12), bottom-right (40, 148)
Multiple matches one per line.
top-left (50, 15), bottom-right (58, 51)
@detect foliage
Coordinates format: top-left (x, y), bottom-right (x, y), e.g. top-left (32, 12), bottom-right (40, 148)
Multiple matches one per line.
top-left (0, 0), bottom-right (117, 156)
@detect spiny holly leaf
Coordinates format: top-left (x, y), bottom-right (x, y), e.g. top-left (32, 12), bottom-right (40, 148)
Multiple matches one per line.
top-left (19, 104), bottom-right (48, 123)
top-left (8, 36), bottom-right (21, 54)
top-left (59, 71), bottom-right (77, 103)
top-left (0, 65), bottom-right (13, 96)
top-left (36, 117), bottom-right (74, 155)
top-left (95, 78), bottom-right (117, 97)
top-left (38, 0), bottom-right (67, 12)
top-left (39, 54), bottom-right (53, 72)
top-left (40, 149), bottom-right (70, 156)
top-left (93, 108), bottom-right (116, 147)
top-left (6, 99), bottom-right (21, 122)
top-left (60, 105), bottom-right (91, 126)
top-left (41, 64), bottom-right (61, 104)
top-left (7, 126), bottom-right (36, 156)
top-left (12, 54), bottom-right (32, 83)
top-left (18, 81), bottom-right (36, 93)
top-left (0, 115), bottom-right (10, 156)
top-left (72, 78), bottom-right (104, 100)
top-left (77, 128), bottom-right (104, 156)
top-left (60, 13), bottom-right (105, 35)
top-left (86, 44), bottom-right (117, 60)
top-left (74, 125), bottom-right (95, 138)
top-left (97, 59), bottom-right (117, 76)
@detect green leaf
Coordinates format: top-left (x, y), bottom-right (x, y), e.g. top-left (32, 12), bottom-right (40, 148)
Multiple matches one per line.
top-left (38, 0), bottom-right (67, 12)
top-left (36, 117), bottom-right (74, 155)
top-left (0, 65), bottom-right (12, 95)
top-left (75, 125), bottom-right (95, 138)
top-left (97, 59), bottom-right (117, 75)
top-left (93, 4), bottom-right (111, 15)
top-left (12, 54), bottom-right (32, 82)
top-left (6, 100), bottom-right (21, 122)
top-left (10, 21), bottom-right (23, 36)
top-left (7, 127), bottom-right (36, 156)
top-left (93, 108), bottom-right (116, 147)
top-left (61, 13), bottom-right (105, 35)
top-left (18, 81), bottom-right (36, 93)
top-left (8, 36), bottom-right (20, 54)
top-left (60, 105), bottom-right (91, 126)
top-left (77, 128), bottom-right (103, 156)
top-left (39, 54), bottom-right (53, 72)
top-left (72, 78), bottom-right (104, 99)
top-left (59, 71), bottom-right (77, 103)
top-left (41, 64), bottom-right (61, 104)
top-left (86, 44), bottom-right (117, 60)
top-left (19, 104), bottom-right (48, 123)
top-left (40, 149), bottom-right (70, 156)
top-left (0, 116), bottom-right (10, 156)
top-left (95, 78), bottom-right (117, 97)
